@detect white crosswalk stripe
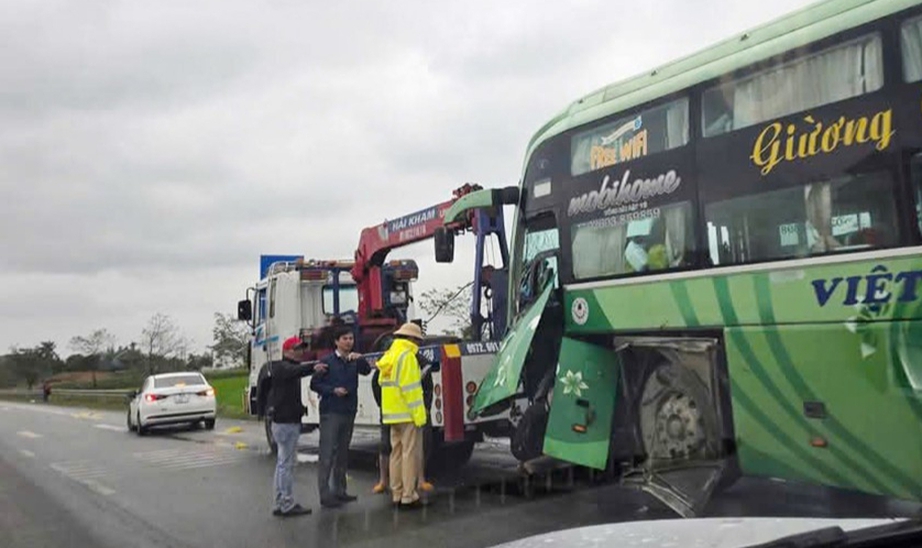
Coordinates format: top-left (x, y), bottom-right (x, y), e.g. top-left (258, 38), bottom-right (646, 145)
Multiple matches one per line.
top-left (132, 447), bottom-right (248, 471)
top-left (50, 460), bottom-right (116, 494)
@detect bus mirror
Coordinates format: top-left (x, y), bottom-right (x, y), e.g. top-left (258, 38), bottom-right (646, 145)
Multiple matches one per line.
top-left (498, 186), bottom-right (520, 206)
top-left (434, 227), bottom-right (455, 263)
top-left (237, 299), bottom-right (252, 322)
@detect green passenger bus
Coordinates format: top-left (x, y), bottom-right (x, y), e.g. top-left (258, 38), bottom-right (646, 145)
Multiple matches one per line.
top-left (440, 0), bottom-right (922, 516)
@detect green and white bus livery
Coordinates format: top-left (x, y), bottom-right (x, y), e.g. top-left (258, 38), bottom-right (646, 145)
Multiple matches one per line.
top-left (439, 0), bottom-right (922, 516)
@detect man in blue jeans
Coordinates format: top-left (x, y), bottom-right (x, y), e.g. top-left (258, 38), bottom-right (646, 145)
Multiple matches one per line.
top-left (263, 335), bottom-right (328, 517)
top-left (310, 326), bottom-right (371, 508)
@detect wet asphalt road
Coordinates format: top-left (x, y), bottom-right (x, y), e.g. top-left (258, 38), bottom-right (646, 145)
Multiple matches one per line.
top-left (1, 400), bottom-right (919, 548)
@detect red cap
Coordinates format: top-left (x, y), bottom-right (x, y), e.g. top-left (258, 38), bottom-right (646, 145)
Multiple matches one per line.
top-left (282, 336), bottom-right (305, 352)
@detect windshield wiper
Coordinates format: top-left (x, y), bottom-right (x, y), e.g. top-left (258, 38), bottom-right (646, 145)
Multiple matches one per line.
top-left (749, 518), bottom-right (922, 548)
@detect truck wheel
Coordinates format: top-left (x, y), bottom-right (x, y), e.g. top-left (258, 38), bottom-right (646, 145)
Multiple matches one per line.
top-left (426, 430), bottom-right (475, 473)
top-left (264, 417), bottom-right (278, 456)
top-left (443, 440), bottom-right (475, 467)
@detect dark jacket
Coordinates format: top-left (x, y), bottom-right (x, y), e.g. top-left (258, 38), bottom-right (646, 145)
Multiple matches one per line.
top-left (310, 352), bottom-right (371, 415)
top-left (264, 359), bottom-right (320, 424)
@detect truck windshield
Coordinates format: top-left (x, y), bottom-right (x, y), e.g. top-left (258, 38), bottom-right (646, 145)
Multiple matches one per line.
top-left (322, 285), bottom-right (359, 313)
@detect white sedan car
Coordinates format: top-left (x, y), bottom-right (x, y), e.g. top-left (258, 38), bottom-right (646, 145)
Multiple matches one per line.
top-left (127, 372), bottom-right (217, 435)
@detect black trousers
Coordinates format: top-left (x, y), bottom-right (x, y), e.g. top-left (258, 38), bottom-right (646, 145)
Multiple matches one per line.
top-left (318, 412), bottom-right (355, 501)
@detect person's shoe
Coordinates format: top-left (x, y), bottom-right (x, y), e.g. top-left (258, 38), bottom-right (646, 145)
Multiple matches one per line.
top-left (320, 498), bottom-right (343, 509)
top-left (272, 508), bottom-right (282, 516)
top-left (399, 499), bottom-right (431, 510)
top-left (372, 482), bottom-right (387, 494)
top-left (278, 504), bottom-right (312, 517)
top-left (337, 494), bottom-right (358, 503)
top-left (419, 481), bottom-right (435, 492)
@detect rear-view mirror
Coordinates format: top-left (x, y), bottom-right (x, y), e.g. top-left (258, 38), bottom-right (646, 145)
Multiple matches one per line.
top-left (434, 227), bottom-right (455, 263)
top-left (237, 299), bottom-right (252, 322)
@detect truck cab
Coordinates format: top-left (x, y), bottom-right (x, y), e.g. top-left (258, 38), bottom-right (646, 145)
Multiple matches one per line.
top-left (239, 256), bottom-right (418, 428)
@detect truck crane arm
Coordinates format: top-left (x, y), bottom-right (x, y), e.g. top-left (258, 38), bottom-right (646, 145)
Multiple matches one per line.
top-left (350, 183), bottom-right (509, 341)
top-left (351, 184), bottom-right (482, 282)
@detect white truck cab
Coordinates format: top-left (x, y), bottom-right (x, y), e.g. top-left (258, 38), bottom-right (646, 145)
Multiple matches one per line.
top-left (238, 256), bottom-right (516, 468)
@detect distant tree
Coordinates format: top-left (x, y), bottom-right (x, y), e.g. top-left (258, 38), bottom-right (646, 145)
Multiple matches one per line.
top-left (0, 356), bottom-right (16, 388)
top-left (69, 329), bottom-right (116, 388)
top-left (6, 345), bottom-right (52, 390)
top-left (186, 353), bottom-right (214, 372)
top-left (210, 312), bottom-right (249, 369)
top-left (417, 284), bottom-right (474, 338)
top-left (140, 313), bottom-right (188, 375)
top-left (109, 343), bottom-right (144, 372)
top-left (36, 341), bottom-right (65, 374)
top-left (65, 353), bottom-right (91, 372)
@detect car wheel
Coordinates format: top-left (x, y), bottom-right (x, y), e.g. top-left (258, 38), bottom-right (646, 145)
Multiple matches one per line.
top-left (204, 419), bottom-right (215, 430)
top-left (126, 409), bottom-right (135, 432)
top-left (136, 412), bottom-right (147, 436)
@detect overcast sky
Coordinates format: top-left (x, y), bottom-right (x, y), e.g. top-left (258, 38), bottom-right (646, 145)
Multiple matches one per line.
top-left (0, 0), bottom-right (815, 357)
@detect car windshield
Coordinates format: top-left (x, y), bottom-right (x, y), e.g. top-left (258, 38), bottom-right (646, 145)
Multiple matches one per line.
top-left (153, 375), bottom-right (205, 388)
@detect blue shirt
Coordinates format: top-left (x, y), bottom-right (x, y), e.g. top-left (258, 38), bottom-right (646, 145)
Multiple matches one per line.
top-left (309, 351), bottom-right (372, 415)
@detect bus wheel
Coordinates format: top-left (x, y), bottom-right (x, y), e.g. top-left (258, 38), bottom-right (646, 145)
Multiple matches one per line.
top-left (639, 361), bottom-right (719, 464)
top-left (511, 403), bottom-right (548, 463)
top-left (264, 416), bottom-right (278, 456)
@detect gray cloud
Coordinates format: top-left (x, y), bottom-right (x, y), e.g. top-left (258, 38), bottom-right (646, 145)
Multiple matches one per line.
top-left (0, 0), bottom-right (814, 352)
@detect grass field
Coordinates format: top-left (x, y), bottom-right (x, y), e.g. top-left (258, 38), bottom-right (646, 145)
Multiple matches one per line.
top-left (208, 373), bottom-right (250, 420)
top-left (0, 369), bottom-right (254, 420)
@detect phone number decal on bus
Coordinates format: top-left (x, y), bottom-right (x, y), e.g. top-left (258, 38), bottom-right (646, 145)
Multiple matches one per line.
top-left (461, 341), bottom-right (501, 355)
top-left (576, 206), bottom-right (661, 230)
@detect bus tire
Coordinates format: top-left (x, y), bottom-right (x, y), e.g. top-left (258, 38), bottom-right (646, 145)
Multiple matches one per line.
top-left (511, 403), bottom-right (548, 463)
top-left (638, 360), bottom-right (720, 464)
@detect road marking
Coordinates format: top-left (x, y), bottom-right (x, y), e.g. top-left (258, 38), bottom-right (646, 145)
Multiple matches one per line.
top-left (50, 461), bottom-right (109, 480)
top-left (17, 430), bottom-right (42, 439)
top-left (50, 461), bottom-right (115, 495)
top-left (93, 424), bottom-right (124, 432)
top-left (222, 426), bottom-right (244, 434)
top-left (82, 479), bottom-right (116, 496)
top-left (19, 449), bottom-right (35, 458)
top-left (133, 447), bottom-right (248, 471)
top-left (297, 453), bottom-right (318, 464)
top-left (1, 403), bottom-right (85, 417)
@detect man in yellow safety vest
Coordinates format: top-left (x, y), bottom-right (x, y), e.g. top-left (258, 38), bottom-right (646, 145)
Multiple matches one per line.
top-left (376, 322), bottom-right (429, 509)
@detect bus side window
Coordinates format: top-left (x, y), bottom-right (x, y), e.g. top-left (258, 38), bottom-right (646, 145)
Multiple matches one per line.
top-left (705, 172), bottom-right (898, 266)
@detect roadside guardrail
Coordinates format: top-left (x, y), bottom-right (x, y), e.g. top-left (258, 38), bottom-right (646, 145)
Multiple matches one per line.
top-left (0, 388), bottom-right (131, 399)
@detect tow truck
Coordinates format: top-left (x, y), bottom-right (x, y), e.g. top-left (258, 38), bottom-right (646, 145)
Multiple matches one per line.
top-left (237, 185), bottom-right (516, 465)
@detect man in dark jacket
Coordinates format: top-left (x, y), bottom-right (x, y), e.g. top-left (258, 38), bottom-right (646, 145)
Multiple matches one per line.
top-left (310, 326), bottom-right (371, 508)
top-left (267, 335), bottom-right (328, 518)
